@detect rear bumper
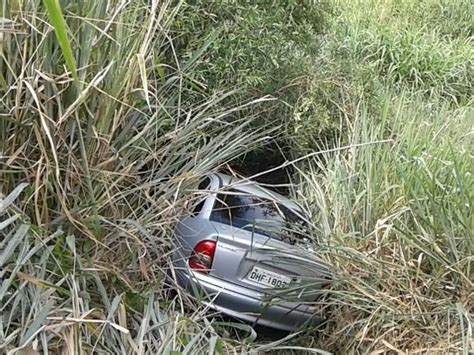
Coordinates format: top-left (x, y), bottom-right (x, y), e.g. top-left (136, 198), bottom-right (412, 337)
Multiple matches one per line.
top-left (175, 268), bottom-right (321, 331)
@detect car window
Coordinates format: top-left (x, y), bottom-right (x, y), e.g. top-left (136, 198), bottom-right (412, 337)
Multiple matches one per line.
top-left (210, 189), bottom-right (304, 238)
top-left (192, 177), bottom-right (211, 216)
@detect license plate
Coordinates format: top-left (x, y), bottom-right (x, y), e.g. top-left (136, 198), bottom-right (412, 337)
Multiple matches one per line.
top-left (247, 266), bottom-right (291, 288)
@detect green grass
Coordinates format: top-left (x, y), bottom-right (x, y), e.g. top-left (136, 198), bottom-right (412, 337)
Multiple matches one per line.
top-left (336, 0), bottom-right (473, 102)
top-left (299, 91), bottom-right (473, 352)
top-left (0, 1), bottom-right (278, 353)
top-left (1, 0), bottom-right (473, 353)
top-left (291, 1), bottom-right (473, 352)
top-left (43, 0), bottom-right (78, 81)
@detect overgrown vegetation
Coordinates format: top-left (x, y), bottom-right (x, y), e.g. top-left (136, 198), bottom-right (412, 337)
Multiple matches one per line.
top-left (1, 0), bottom-right (472, 353)
top-left (172, 2), bottom-right (327, 91)
top-left (297, 0), bottom-right (473, 352)
top-left (301, 93), bottom-right (473, 352)
top-left (171, 1), bottom-right (336, 162)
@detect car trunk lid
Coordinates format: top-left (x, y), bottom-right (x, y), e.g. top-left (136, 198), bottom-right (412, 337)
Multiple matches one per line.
top-left (210, 223), bottom-right (331, 301)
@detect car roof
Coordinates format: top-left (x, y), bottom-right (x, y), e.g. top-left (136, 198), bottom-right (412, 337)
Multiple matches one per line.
top-left (211, 172), bottom-right (304, 215)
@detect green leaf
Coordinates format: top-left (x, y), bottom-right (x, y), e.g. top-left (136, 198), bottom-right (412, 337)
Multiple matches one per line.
top-left (43, 0), bottom-right (78, 82)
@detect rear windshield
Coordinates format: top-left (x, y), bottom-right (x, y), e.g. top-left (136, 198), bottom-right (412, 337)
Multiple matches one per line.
top-left (210, 190), bottom-right (306, 239)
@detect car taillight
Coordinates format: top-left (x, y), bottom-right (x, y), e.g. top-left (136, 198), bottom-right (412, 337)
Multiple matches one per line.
top-left (188, 240), bottom-right (216, 272)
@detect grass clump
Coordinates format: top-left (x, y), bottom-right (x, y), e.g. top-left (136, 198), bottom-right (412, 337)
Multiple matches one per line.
top-left (289, 0), bottom-right (473, 152)
top-left (0, 190), bottom-right (247, 353)
top-left (292, 0), bottom-right (473, 352)
top-left (300, 92), bottom-right (473, 352)
top-left (171, 1), bottom-right (336, 163)
top-left (172, 1), bottom-right (328, 92)
top-left (0, 1), bottom-right (278, 353)
top-left (334, 0), bottom-right (473, 102)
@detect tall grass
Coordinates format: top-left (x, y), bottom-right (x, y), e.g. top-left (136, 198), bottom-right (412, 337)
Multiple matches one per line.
top-left (293, 0), bottom-right (473, 352)
top-left (0, 186), bottom-right (265, 354)
top-left (0, 1), bottom-right (281, 353)
top-left (0, 0), bottom-right (272, 230)
top-left (298, 86), bottom-right (473, 354)
top-left (334, 0), bottom-right (473, 102)
top-left (1, 0), bottom-right (473, 353)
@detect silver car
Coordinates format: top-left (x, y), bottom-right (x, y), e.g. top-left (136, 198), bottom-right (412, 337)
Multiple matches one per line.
top-left (172, 173), bottom-right (332, 331)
